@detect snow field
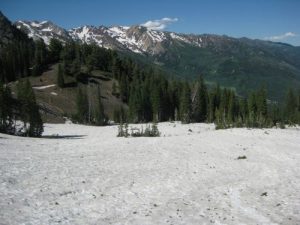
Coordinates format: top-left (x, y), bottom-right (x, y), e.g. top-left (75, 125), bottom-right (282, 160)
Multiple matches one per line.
top-left (0, 122), bottom-right (299, 225)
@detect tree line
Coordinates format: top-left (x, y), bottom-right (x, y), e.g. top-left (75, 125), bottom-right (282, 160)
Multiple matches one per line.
top-left (1, 36), bottom-right (300, 136)
top-left (0, 80), bottom-right (43, 137)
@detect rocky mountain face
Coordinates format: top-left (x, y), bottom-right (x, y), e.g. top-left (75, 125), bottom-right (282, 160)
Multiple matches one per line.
top-left (15, 20), bottom-right (71, 44)
top-left (14, 20), bottom-right (217, 55)
top-left (13, 19), bottom-right (300, 101)
top-left (0, 12), bottom-right (31, 51)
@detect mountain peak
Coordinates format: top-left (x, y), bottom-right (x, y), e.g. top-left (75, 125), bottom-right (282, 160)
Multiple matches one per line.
top-left (15, 20), bottom-right (71, 44)
top-left (13, 19), bottom-right (213, 54)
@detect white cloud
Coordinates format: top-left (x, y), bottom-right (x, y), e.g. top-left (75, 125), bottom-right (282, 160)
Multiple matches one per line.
top-left (264, 32), bottom-right (296, 41)
top-left (141, 17), bottom-right (178, 30)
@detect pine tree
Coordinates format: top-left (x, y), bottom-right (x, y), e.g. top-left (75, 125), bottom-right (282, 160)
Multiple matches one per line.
top-left (119, 74), bottom-right (129, 102)
top-left (57, 64), bottom-right (64, 88)
top-left (247, 92), bottom-right (257, 127)
top-left (227, 91), bottom-right (236, 124)
top-left (71, 57), bottom-right (81, 79)
top-left (192, 76), bottom-right (208, 122)
top-left (94, 85), bottom-right (107, 125)
top-left (285, 88), bottom-right (298, 124)
top-left (180, 82), bottom-right (192, 123)
top-left (217, 89), bottom-right (227, 127)
top-left (32, 39), bottom-right (48, 76)
top-left (113, 106), bottom-right (127, 123)
top-left (239, 98), bottom-right (248, 122)
top-left (49, 38), bottom-right (63, 63)
top-left (129, 79), bottom-right (142, 122)
top-left (17, 79), bottom-right (43, 137)
top-left (151, 83), bottom-right (161, 122)
top-left (0, 82), bottom-right (14, 134)
top-left (255, 87), bottom-right (268, 127)
top-left (32, 48), bottom-right (42, 76)
top-left (75, 87), bottom-right (89, 123)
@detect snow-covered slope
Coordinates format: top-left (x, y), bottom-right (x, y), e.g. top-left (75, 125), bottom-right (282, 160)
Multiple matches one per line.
top-left (0, 122), bottom-right (299, 224)
top-left (15, 20), bottom-right (71, 44)
top-left (15, 20), bottom-right (209, 54)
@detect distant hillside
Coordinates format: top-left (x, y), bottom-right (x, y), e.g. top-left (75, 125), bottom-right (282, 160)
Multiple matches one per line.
top-left (8, 64), bottom-right (127, 123)
top-left (153, 37), bottom-right (300, 101)
top-left (14, 19), bottom-right (300, 101)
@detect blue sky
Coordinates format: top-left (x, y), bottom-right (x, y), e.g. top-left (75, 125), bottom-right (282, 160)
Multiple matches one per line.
top-left (1, 0), bottom-right (300, 46)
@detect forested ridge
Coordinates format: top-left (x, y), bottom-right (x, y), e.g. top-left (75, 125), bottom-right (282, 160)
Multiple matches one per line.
top-left (0, 11), bottom-right (300, 137)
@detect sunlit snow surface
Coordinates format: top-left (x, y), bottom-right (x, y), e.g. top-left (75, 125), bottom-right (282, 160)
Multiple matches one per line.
top-left (0, 122), bottom-right (299, 225)
top-left (33, 84), bottom-right (56, 90)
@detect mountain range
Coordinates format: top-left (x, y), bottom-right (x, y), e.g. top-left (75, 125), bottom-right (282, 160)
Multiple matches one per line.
top-left (11, 19), bottom-right (300, 101)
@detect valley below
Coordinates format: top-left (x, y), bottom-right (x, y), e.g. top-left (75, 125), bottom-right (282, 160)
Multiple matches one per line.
top-left (0, 122), bottom-right (299, 225)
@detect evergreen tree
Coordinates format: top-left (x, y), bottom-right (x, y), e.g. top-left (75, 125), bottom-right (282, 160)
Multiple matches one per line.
top-left (75, 87), bottom-right (89, 123)
top-left (180, 82), bottom-right (192, 123)
top-left (192, 76), bottom-right (208, 122)
top-left (256, 87), bottom-right (268, 127)
top-left (49, 38), bottom-right (63, 63)
top-left (151, 82), bottom-right (162, 122)
top-left (32, 39), bottom-right (48, 76)
top-left (71, 57), bottom-right (81, 79)
top-left (285, 88), bottom-right (298, 124)
top-left (208, 92), bottom-right (216, 123)
top-left (94, 86), bottom-right (107, 125)
top-left (227, 90), bottom-right (237, 124)
top-left (113, 106), bottom-right (127, 123)
top-left (129, 78), bottom-right (142, 122)
top-left (239, 98), bottom-right (248, 122)
top-left (17, 79), bottom-right (43, 137)
top-left (0, 82), bottom-right (14, 134)
top-left (57, 64), bottom-right (64, 88)
top-left (32, 48), bottom-right (42, 76)
top-left (247, 92), bottom-right (257, 127)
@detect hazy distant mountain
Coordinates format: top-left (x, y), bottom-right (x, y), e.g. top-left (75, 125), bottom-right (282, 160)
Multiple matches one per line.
top-left (14, 19), bottom-right (300, 101)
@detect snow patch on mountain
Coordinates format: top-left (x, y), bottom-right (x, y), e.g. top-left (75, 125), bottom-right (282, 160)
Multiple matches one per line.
top-left (170, 32), bottom-right (190, 43)
top-left (15, 20), bottom-right (206, 55)
top-left (30, 21), bottom-right (42, 27)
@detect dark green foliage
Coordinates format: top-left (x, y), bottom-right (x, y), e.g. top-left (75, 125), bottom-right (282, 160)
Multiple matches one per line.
top-left (1, 11), bottom-right (299, 128)
top-left (1, 80), bottom-right (43, 137)
top-left (0, 82), bottom-right (14, 134)
top-left (285, 89), bottom-right (297, 119)
top-left (208, 84), bottom-right (221, 122)
top-left (150, 36), bottom-right (300, 103)
top-left (284, 88), bottom-right (300, 125)
top-left (49, 38), bottom-right (63, 63)
top-left (180, 82), bottom-right (192, 123)
top-left (0, 12), bottom-right (34, 82)
top-left (192, 76), bottom-right (208, 122)
top-left (213, 86), bottom-right (278, 129)
top-left (57, 64), bottom-right (64, 88)
top-left (85, 44), bottom-right (112, 72)
top-left (94, 86), bottom-right (107, 126)
top-left (17, 79), bottom-right (43, 137)
top-left (32, 39), bottom-right (48, 76)
top-left (113, 106), bottom-right (127, 124)
top-left (75, 87), bottom-right (89, 123)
